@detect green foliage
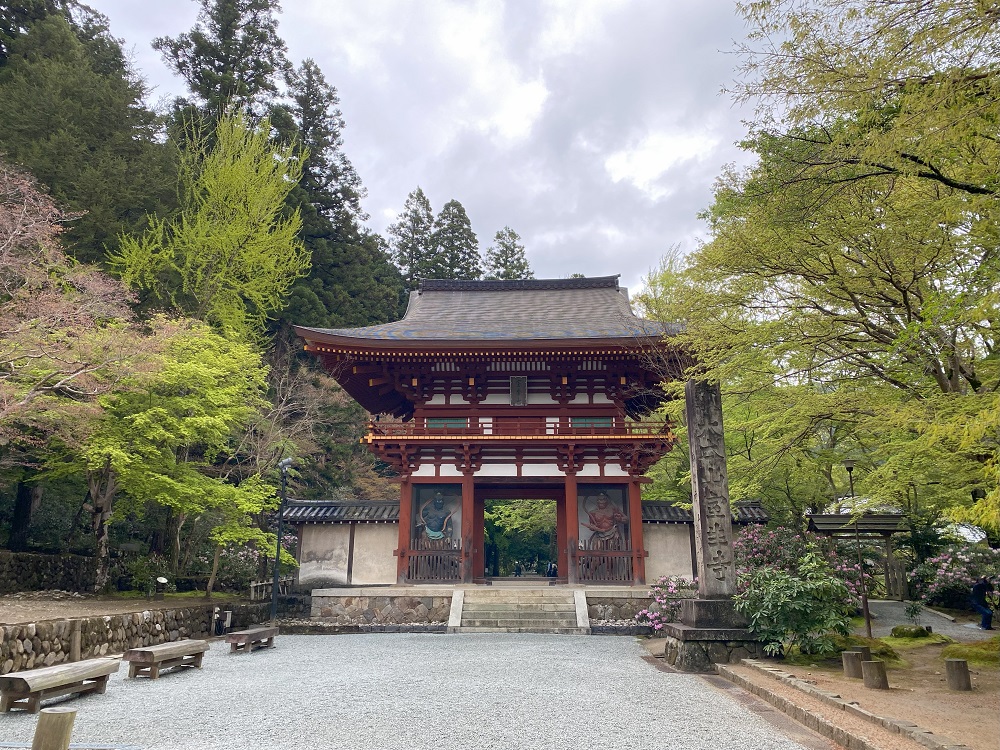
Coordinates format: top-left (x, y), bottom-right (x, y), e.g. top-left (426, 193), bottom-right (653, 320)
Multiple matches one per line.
top-left (484, 499), bottom-right (556, 575)
top-left (908, 543), bottom-right (1000, 608)
top-left (735, 551), bottom-right (854, 656)
top-left (639, 0), bottom-right (1000, 533)
top-left (153, 0), bottom-right (289, 116)
top-left (483, 227), bottom-right (533, 281)
top-left (427, 199), bottom-right (482, 280)
top-left (0, 12), bottom-right (176, 264)
top-left (387, 187), bottom-right (434, 287)
top-left (111, 110), bottom-right (309, 339)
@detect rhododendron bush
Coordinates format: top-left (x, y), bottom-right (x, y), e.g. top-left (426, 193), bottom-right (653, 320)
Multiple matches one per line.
top-left (909, 544), bottom-right (1000, 609)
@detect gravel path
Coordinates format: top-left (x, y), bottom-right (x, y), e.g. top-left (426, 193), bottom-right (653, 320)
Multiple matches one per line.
top-left (0, 634), bottom-right (815, 750)
top-left (864, 599), bottom-right (984, 641)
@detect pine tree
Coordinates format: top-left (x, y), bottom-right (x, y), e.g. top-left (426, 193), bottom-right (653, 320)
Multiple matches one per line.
top-left (153, 0), bottom-right (288, 116)
top-left (387, 187), bottom-right (434, 287)
top-left (483, 226), bottom-right (533, 280)
top-left (427, 199), bottom-right (482, 280)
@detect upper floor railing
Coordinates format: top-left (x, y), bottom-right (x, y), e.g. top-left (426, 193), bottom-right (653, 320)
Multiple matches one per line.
top-left (367, 419), bottom-right (675, 439)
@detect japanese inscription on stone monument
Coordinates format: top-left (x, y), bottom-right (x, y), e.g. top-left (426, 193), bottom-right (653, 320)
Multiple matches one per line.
top-left (685, 379), bottom-right (737, 598)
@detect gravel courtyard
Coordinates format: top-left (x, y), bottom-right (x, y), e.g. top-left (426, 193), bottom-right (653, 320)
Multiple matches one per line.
top-left (1, 634), bottom-right (816, 750)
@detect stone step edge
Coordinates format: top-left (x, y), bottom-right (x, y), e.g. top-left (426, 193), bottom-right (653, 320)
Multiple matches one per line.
top-left (448, 626), bottom-right (590, 635)
top-left (461, 619), bottom-right (578, 628)
top-left (716, 660), bottom-right (971, 750)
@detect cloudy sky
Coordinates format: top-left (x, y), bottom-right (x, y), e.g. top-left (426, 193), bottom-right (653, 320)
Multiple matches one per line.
top-left (86, 0), bottom-right (755, 294)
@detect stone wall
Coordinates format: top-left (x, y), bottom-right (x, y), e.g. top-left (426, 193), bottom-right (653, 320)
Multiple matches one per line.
top-left (0, 551), bottom-right (96, 594)
top-left (586, 593), bottom-right (652, 622)
top-left (312, 588), bottom-right (451, 624)
top-left (0, 602), bottom-right (270, 675)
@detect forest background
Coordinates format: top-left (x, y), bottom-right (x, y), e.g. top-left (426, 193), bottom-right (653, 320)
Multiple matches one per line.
top-left (0, 0), bottom-right (996, 593)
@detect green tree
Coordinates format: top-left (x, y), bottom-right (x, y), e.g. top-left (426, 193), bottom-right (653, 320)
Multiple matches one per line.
top-left (0, 12), bottom-right (176, 264)
top-left (387, 187), bottom-right (434, 287)
top-left (427, 199), bottom-right (481, 280)
top-left (110, 110), bottom-right (310, 339)
top-left (641, 0), bottom-right (1000, 532)
top-left (483, 226), bottom-right (533, 280)
top-left (274, 58), bottom-right (405, 328)
top-left (75, 320), bottom-right (276, 589)
top-left (153, 0), bottom-right (288, 116)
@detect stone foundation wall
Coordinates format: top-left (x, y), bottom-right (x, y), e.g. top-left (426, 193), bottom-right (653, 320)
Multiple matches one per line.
top-left (0, 551), bottom-right (96, 594)
top-left (312, 591), bottom-right (451, 624)
top-left (661, 635), bottom-right (763, 673)
top-left (0, 602), bottom-right (270, 675)
top-left (586, 594), bottom-right (652, 622)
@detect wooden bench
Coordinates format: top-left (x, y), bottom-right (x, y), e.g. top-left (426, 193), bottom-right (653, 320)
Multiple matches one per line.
top-left (226, 626), bottom-right (278, 653)
top-left (0, 657), bottom-right (120, 714)
top-left (123, 639), bottom-right (210, 679)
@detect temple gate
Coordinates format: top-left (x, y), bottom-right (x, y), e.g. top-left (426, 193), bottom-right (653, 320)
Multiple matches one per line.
top-left (295, 276), bottom-right (687, 585)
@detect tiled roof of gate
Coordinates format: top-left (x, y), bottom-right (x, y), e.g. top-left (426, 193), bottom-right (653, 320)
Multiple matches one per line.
top-left (283, 500), bottom-right (399, 524)
top-left (641, 500), bottom-right (768, 525)
top-left (283, 499), bottom-right (767, 524)
top-left (296, 276), bottom-right (680, 342)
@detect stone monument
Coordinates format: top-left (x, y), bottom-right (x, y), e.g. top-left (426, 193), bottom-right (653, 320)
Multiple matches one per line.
top-left (661, 379), bottom-right (762, 671)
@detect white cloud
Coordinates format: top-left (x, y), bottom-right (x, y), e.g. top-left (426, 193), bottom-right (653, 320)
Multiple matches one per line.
top-left (604, 131), bottom-right (720, 200)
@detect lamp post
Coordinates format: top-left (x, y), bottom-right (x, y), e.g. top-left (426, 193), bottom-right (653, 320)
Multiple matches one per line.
top-left (844, 460), bottom-right (873, 639)
top-left (270, 457), bottom-right (294, 623)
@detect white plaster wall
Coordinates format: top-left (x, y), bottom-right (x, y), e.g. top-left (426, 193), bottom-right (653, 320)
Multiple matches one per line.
top-left (475, 464), bottom-right (518, 476)
top-left (410, 465), bottom-right (436, 477)
top-left (298, 525), bottom-right (351, 587)
top-left (520, 463), bottom-right (564, 476)
top-left (644, 524), bottom-right (695, 581)
top-left (350, 524), bottom-right (398, 585)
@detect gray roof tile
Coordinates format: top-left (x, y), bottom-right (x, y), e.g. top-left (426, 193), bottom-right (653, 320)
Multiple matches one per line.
top-left (299, 276), bottom-right (680, 342)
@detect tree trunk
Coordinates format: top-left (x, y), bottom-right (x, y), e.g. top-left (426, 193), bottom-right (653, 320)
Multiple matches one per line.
top-left (88, 460), bottom-right (116, 593)
top-left (8, 472), bottom-right (40, 552)
top-left (206, 545), bottom-right (221, 598)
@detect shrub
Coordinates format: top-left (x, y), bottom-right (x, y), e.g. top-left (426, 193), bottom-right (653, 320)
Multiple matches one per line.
top-left (908, 543), bottom-right (1000, 609)
top-left (635, 575), bottom-right (698, 631)
top-left (734, 551), bottom-right (854, 656)
top-left (734, 524), bottom-right (874, 607)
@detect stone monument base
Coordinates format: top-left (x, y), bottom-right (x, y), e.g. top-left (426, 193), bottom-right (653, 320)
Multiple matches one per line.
top-left (660, 622), bottom-right (763, 672)
top-left (659, 597), bottom-right (761, 672)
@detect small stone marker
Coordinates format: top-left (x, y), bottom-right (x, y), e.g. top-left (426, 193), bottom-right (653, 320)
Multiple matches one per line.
top-left (945, 659), bottom-right (972, 691)
top-left (854, 645), bottom-right (871, 661)
top-left (842, 651), bottom-right (863, 678)
top-left (31, 706), bottom-right (76, 750)
top-left (862, 660), bottom-right (889, 690)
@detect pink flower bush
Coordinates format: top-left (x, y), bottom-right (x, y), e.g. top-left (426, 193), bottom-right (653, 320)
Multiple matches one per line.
top-left (635, 575), bottom-right (698, 630)
top-left (909, 544), bottom-right (1000, 608)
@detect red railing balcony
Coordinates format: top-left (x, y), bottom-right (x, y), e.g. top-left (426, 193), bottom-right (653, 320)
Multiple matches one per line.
top-left (366, 419), bottom-right (675, 441)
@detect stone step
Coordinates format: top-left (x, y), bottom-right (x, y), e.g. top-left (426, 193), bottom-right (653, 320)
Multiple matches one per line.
top-left (461, 602), bottom-right (576, 613)
top-left (462, 589), bottom-right (574, 600)
top-left (453, 626), bottom-right (589, 635)
top-left (461, 617), bottom-right (577, 628)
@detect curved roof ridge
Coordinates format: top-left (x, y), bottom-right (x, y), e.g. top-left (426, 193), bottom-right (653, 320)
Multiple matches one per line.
top-left (418, 276), bottom-right (620, 292)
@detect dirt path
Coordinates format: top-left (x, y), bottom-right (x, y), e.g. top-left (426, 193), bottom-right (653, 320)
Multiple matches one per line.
top-left (0, 591), bottom-right (242, 624)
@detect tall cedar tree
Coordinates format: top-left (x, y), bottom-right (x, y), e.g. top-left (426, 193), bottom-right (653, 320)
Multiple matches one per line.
top-left (0, 12), bottom-right (176, 264)
top-left (427, 199), bottom-right (482, 280)
top-left (387, 187), bottom-right (434, 287)
top-left (484, 226), bottom-right (533, 280)
top-left (153, 0), bottom-right (288, 117)
top-left (274, 59), bottom-right (404, 329)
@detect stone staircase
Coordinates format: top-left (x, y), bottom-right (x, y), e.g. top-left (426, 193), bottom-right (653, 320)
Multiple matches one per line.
top-left (451, 587), bottom-right (588, 634)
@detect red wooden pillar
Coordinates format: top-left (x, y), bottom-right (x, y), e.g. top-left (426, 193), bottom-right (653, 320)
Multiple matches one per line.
top-left (396, 478), bottom-right (412, 584)
top-left (564, 473), bottom-right (579, 584)
top-left (473, 497), bottom-right (485, 580)
top-left (460, 474), bottom-right (475, 583)
top-left (628, 479), bottom-right (645, 585)
top-left (556, 493), bottom-right (567, 580)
